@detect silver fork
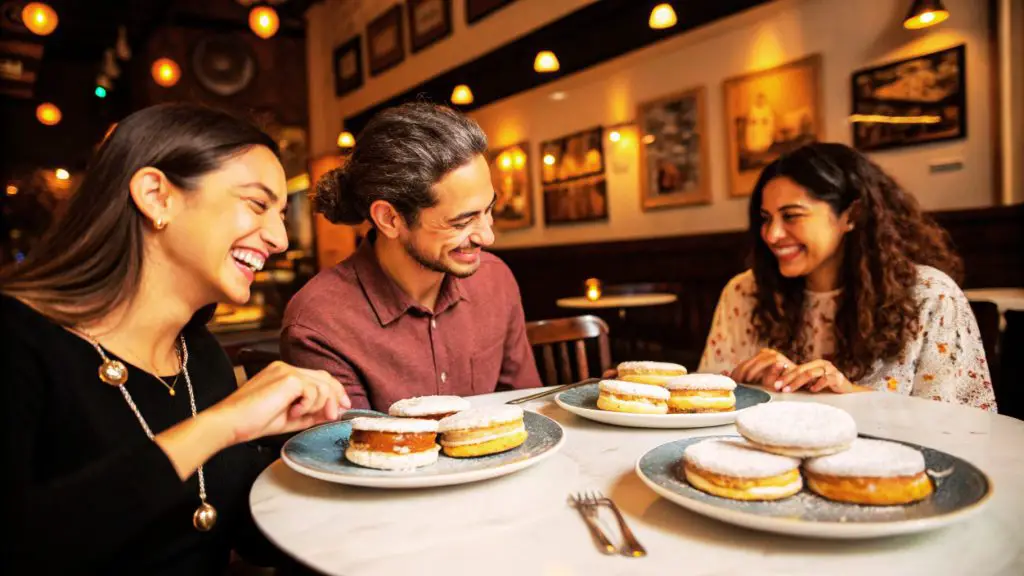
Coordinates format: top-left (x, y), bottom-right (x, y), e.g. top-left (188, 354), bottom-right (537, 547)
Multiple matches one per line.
top-left (568, 492), bottom-right (616, 555)
top-left (584, 490), bottom-right (647, 557)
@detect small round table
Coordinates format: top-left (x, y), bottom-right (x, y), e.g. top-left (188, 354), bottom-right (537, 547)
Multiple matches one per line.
top-left (556, 293), bottom-right (678, 314)
top-left (250, 389), bottom-right (1024, 576)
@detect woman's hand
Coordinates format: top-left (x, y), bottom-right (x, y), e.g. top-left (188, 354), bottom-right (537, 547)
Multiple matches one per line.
top-left (730, 348), bottom-right (795, 387)
top-left (210, 361), bottom-right (351, 444)
top-left (776, 359), bottom-right (859, 394)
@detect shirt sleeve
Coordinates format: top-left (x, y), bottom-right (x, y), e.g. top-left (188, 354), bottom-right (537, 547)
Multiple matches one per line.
top-left (497, 266), bottom-right (543, 390)
top-left (910, 285), bottom-right (997, 412)
top-left (2, 338), bottom-right (190, 573)
top-left (698, 272), bottom-right (760, 375)
top-left (280, 322), bottom-right (370, 410)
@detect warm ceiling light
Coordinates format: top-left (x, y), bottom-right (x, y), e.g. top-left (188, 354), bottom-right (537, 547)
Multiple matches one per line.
top-left (36, 102), bottom-right (61, 126)
top-left (534, 51), bottom-right (560, 73)
top-left (337, 131), bottom-right (355, 149)
top-left (249, 6), bottom-right (280, 39)
top-left (6, 185), bottom-right (17, 196)
top-left (55, 168), bottom-right (70, 181)
top-left (151, 58), bottom-right (181, 87)
top-left (649, 3), bottom-right (678, 29)
top-left (543, 154), bottom-right (556, 166)
top-left (21, 2), bottom-right (58, 36)
top-left (512, 149), bottom-right (526, 169)
top-left (904, 0), bottom-right (949, 29)
top-left (499, 152), bottom-right (513, 171)
top-left (609, 130), bottom-right (621, 143)
top-left (451, 84), bottom-right (474, 105)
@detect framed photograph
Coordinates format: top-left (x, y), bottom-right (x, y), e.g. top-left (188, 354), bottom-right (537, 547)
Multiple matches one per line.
top-left (367, 4), bottom-right (404, 76)
top-left (466, 0), bottom-right (517, 24)
top-left (408, 0), bottom-right (452, 53)
top-left (332, 36), bottom-right (363, 97)
top-left (851, 45), bottom-right (966, 152)
top-left (540, 127), bottom-right (608, 226)
top-left (637, 86), bottom-right (711, 210)
top-left (488, 142), bottom-right (533, 230)
top-left (723, 54), bottom-right (823, 197)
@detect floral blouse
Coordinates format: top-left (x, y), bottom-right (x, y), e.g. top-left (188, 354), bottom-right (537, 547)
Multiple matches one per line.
top-left (699, 265), bottom-right (996, 412)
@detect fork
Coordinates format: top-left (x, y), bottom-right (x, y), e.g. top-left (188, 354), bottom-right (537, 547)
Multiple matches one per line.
top-left (568, 493), bottom-right (616, 555)
top-left (584, 490), bottom-right (647, 557)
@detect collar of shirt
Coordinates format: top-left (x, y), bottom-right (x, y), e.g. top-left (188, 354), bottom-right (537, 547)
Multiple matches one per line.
top-left (352, 234), bottom-right (469, 326)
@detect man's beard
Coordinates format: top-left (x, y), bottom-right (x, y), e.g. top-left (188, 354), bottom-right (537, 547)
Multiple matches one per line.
top-left (402, 237), bottom-right (480, 279)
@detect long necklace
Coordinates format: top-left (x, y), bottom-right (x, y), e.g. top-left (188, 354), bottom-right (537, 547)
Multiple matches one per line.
top-left (87, 334), bottom-right (218, 531)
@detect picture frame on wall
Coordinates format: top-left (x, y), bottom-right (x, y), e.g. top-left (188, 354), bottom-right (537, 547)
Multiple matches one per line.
top-left (332, 36), bottom-right (363, 97)
top-left (637, 86), bottom-right (711, 211)
top-left (723, 54), bottom-right (823, 197)
top-left (488, 142), bottom-right (533, 230)
top-left (367, 4), bottom-right (405, 77)
top-left (851, 44), bottom-right (966, 152)
top-left (466, 0), bottom-right (517, 25)
top-left (540, 126), bottom-right (608, 226)
top-left (408, 0), bottom-right (452, 53)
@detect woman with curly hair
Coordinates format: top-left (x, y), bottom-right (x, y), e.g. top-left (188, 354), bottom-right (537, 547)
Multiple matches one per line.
top-left (699, 142), bottom-right (995, 411)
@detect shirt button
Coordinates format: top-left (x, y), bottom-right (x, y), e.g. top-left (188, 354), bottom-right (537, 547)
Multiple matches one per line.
top-left (440, 372), bottom-right (448, 383)
top-left (431, 319), bottom-right (437, 329)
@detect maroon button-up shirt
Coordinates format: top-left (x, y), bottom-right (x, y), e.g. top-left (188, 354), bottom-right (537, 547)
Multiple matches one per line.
top-left (280, 239), bottom-right (542, 411)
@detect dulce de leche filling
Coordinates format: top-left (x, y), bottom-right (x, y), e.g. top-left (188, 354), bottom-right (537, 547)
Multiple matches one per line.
top-left (350, 430), bottom-right (437, 454)
top-left (670, 390), bottom-right (732, 398)
top-left (683, 462), bottom-right (800, 489)
top-left (441, 420), bottom-right (523, 445)
top-left (603, 392), bottom-right (666, 404)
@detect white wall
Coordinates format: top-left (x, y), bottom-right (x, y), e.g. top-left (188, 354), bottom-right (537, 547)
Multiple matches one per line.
top-left (306, 0), bottom-right (998, 251)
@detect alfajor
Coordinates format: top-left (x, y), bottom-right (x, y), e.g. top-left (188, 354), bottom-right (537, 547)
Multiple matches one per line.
top-left (438, 405), bottom-right (528, 458)
top-left (616, 361), bottom-right (687, 386)
top-left (736, 401), bottom-right (857, 458)
top-left (345, 417), bottom-right (440, 470)
top-left (596, 380), bottom-right (669, 414)
top-left (680, 438), bottom-right (803, 501)
top-left (804, 438), bottom-right (933, 505)
top-left (388, 395), bottom-right (471, 420)
top-left (665, 374), bottom-right (737, 413)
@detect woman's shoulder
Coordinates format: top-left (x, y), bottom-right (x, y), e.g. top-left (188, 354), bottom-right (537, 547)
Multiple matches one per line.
top-left (912, 265), bottom-right (966, 303)
top-left (0, 293), bottom-right (64, 343)
top-left (721, 270), bottom-right (757, 298)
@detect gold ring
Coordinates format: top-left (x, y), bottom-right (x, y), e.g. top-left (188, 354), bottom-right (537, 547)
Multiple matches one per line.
top-left (818, 367), bottom-right (827, 378)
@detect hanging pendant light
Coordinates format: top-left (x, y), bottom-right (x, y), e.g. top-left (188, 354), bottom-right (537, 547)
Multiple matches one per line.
top-left (903, 0), bottom-right (949, 29)
top-left (151, 58), bottom-right (181, 88)
top-left (451, 84), bottom-right (474, 105)
top-left (21, 2), bottom-right (58, 36)
top-left (36, 102), bottom-right (61, 125)
top-left (649, 4), bottom-right (678, 30)
top-left (337, 131), bottom-right (355, 149)
top-left (249, 5), bottom-right (280, 39)
top-left (534, 51), bottom-right (560, 73)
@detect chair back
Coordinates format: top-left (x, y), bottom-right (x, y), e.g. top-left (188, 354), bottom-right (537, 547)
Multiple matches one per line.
top-left (999, 310), bottom-right (1024, 420)
top-left (235, 341), bottom-right (282, 380)
top-left (968, 300), bottom-right (1001, 389)
top-left (526, 315), bottom-right (611, 385)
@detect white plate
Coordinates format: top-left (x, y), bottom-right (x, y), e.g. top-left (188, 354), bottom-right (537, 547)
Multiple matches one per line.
top-left (281, 410), bottom-right (565, 488)
top-left (554, 383), bottom-right (771, 428)
top-left (635, 435), bottom-right (993, 539)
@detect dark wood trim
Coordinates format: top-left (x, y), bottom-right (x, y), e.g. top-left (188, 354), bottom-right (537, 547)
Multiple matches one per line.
top-left (989, 0), bottom-right (1004, 205)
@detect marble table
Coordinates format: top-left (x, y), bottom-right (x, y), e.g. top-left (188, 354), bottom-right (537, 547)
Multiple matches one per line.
top-left (250, 389), bottom-right (1024, 576)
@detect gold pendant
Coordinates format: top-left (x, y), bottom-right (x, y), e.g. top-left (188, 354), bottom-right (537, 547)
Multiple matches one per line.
top-left (98, 359), bottom-right (128, 386)
top-left (193, 502), bottom-right (218, 532)
top-left (169, 388), bottom-right (175, 396)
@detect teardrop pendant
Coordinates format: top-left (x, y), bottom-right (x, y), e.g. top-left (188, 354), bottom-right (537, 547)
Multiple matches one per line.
top-left (193, 502), bottom-right (218, 532)
top-left (168, 388), bottom-right (175, 397)
top-left (98, 359), bottom-right (128, 386)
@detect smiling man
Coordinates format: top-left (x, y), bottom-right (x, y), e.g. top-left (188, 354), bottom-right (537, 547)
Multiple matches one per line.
top-left (281, 103), bottom-right (541, 411)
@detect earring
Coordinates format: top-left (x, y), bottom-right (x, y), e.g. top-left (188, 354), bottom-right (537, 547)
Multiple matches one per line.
top-left (154, 218), bottom-right (167, 230)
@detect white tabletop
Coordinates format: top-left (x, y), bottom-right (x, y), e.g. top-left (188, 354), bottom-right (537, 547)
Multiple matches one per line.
top-left (250, 389), bottom-right (1024, 576)
top-left (556, 293), bottom-right (678, 309)
top-left (964, 288), bottom-right (1024, 313)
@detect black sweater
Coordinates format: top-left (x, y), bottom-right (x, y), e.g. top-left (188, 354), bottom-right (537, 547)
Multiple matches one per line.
top-left (1, 295), bottom-right (276, 575)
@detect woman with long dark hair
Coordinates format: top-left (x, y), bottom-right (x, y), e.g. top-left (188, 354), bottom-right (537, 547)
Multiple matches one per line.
top-left (1, 103), bottom-right (349, 574)
top-left (700, 142), bottom-right (995, 411)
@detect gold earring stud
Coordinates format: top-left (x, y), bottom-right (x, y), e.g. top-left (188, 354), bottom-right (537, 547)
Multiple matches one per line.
top-left (154, 218), bottom-right (166, 230)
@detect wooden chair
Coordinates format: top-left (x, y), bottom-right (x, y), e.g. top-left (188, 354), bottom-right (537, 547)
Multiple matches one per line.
top-left (526, 315), bottom-right (611, 386)
top-left (968, 300), bottom-right (1001, 391)
top-left (999, 310), bottom-right (1024, 420)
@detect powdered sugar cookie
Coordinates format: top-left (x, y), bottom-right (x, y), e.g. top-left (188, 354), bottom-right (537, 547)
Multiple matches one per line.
top-left (736, 401), bottom-right (856, 457)
top-left (680, 437), bottom-right (802, 501)
top-left (804, 438), bottom-right (933, 505)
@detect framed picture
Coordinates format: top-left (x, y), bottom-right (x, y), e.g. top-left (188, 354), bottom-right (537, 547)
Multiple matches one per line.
top-left (466, 0), bottom-right (517, 24)
top-left (367, 4), bottom-right (404, 77)
top-left (723, 54), bottom-right (823, 197)
top-left (540, 127), bottom-right (608, 226)
top-left (332, 36), bottom-right (363, 97)
top-left (851, 45), bottom-right (966, 152)
top-left (487, 142), bottom-right (533, 230)
top-left (408, 0), bottom-right (452, 53)
top-left (637, 86), bottom-right (711, 210)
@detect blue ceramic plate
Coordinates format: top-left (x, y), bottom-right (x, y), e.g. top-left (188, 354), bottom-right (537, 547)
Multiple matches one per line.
top-left (555, 383), bottom-right (771, 428)
top-left (636, 434), bottom-right (992, 539)
top-left (281, 410), bottom-right (565, 488)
